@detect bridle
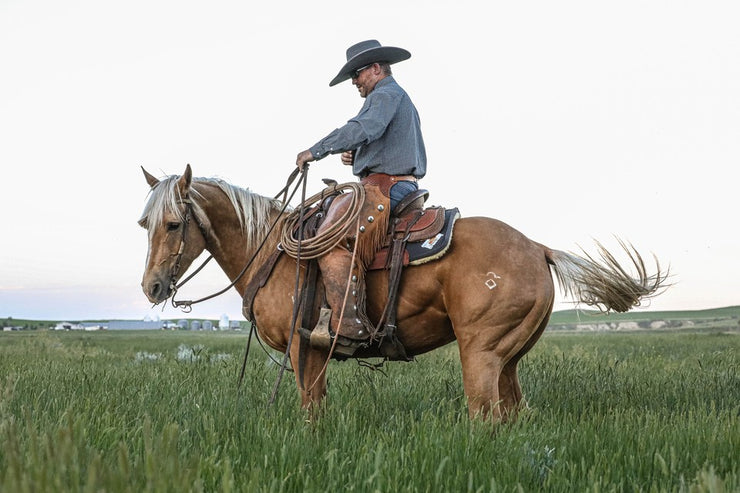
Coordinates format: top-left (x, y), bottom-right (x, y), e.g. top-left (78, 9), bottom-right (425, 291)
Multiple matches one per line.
top-left (163, 197), bottom-right (214, 311)
top-left (168, 198), bottom-right (192, 292)
top-left (161, 168), bottom-right (304, 312)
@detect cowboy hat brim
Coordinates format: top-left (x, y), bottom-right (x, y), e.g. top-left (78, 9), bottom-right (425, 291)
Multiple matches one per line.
top-left (329, 46), bottom-right (411, 87)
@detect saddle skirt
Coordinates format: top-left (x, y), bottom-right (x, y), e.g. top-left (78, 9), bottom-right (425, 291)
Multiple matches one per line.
top-left (368, 207), bottom-right (460, 271)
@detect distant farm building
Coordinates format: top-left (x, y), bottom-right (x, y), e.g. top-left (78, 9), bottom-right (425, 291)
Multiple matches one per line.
top-left (54, 322), bottom-right (85, 331)
top-left (81, 323), bottom-right (106, 331)
top-left (107, 320), bottom-right (162, 330)
top-left (44, 318), bottom-right (243, 332)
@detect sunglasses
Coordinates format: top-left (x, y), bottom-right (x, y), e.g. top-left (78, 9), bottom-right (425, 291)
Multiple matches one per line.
top-left (351, 64), bottom-right (373, 79)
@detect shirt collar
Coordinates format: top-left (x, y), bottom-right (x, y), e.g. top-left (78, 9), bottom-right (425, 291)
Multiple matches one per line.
top-left (375, 75), bottom-right (395, 89)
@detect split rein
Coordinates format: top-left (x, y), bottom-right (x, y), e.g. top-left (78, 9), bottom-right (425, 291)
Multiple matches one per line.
top-left (167, 169), bottom-right (365, 310)
top-left (166, 168), bottom-right (305, 312)
top-left (160, 167), bottom-right (367, 404)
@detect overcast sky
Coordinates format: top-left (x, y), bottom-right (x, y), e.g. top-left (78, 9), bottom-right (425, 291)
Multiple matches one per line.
top-left (1, 0), bottom-right (738, 321)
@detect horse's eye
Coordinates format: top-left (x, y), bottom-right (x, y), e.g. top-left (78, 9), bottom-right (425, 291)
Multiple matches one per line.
top-left (167, 222), bottom-right (181, 232)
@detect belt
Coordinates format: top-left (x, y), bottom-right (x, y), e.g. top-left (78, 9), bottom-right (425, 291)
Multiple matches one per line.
top-left (359, 173), bottom-right (418, 196)
top-left (360, 173), bottom-right (417, 186)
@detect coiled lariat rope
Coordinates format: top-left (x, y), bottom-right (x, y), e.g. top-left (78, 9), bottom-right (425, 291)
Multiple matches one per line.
top-left (279, 182), bottom-right (365, 259)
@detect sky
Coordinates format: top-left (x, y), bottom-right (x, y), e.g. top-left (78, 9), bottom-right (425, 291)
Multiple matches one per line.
top-left (1, 0), bottom-right (738, 322)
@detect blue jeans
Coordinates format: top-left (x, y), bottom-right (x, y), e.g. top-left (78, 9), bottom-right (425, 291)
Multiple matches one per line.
top-left (389, 180), bottom-right (419, 212)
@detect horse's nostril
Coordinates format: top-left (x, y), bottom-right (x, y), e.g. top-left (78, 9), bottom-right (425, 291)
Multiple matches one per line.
top-left (150, 282), bottom-right (161, 299)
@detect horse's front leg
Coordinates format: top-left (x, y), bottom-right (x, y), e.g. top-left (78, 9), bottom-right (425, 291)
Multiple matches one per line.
top-left (289, 338), bottom-right (329, 415)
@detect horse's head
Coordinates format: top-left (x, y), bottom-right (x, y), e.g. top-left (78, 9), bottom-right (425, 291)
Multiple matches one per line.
top-left (138, 164), bottom-right (207, 304)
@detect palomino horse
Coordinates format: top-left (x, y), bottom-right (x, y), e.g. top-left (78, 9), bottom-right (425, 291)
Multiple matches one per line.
top-left (139, 165), bottom-right (666, 421)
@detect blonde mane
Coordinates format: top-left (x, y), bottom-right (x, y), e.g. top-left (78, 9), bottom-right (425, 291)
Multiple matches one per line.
top-left (139, 174), bottom-right (284, 250)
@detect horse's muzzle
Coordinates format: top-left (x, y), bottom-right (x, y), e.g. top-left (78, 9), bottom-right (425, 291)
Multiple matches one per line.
top-left (142, 276), bottom-right (171, 304)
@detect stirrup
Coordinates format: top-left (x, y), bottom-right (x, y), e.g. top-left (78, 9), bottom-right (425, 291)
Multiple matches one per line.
top-left (308, 307), bottom-right (365, 357)
top-left (308, 307), bottom-right (332, 348)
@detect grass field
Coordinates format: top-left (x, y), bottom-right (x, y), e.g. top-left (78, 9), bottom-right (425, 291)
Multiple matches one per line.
top-left (0, 329), bottom-right (737, 492)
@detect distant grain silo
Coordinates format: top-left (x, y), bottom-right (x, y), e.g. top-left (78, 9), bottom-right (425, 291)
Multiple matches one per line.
top-left (191, 320), bottom-right (201, 331)
top-left (202, 320), bottom-right (213, 331)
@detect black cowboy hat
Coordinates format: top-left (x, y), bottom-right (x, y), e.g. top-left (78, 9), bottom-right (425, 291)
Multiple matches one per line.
top-left (329, 39), bottom-right (411, 87)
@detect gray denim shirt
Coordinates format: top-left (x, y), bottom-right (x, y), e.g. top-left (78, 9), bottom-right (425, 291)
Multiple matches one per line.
top-left (309, 76), bottom-right (426, 179)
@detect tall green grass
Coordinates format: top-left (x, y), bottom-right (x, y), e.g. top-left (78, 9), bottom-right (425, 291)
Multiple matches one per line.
top-left (1, 330), bottom-right (737, 492)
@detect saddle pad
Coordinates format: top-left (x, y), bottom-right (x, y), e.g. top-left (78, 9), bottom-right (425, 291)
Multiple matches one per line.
top-left (368, 208), bottom-right (460, 270)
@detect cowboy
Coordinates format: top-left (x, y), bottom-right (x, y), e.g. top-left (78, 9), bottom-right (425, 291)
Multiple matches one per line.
top-left (295, 39), bottom-right (427, 348)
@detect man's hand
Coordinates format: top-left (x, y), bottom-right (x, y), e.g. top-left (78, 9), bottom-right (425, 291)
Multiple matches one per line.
top-left (295, 149), bottom-right (316, 171)
top-left (296, 150), bottom-right (315, 171)
top-left (341, 150), bottom-right (355, 166)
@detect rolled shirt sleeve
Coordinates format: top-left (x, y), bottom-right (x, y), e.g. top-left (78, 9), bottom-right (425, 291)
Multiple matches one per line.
top-left (309, 120), bottom-right (367, 160)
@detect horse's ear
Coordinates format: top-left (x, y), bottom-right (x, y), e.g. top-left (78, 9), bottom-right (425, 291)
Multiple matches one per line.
top-left (176, 164), bottom-right (193, 197)
top-left (141, 166), bottom-right (160, 188)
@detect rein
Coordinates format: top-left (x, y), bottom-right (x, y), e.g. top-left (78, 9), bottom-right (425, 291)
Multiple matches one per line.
top-left (239, 167), bottom-right (310, 392)
top-left (267, 166), bottom-right (311, 406)
top-left (168, 168), bottom-right (303, 311)
top-left (158, 167), bottom-right (332, 404)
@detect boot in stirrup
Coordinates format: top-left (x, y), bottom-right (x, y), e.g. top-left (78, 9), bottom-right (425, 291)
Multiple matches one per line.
top-left (317, 248), bottom-right (371, 346)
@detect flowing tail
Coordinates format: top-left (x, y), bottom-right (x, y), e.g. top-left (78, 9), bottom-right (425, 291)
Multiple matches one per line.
top-left (545, 239), bottom-right (670, 313)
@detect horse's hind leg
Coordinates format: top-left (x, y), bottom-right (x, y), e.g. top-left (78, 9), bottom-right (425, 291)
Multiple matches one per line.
top-left (458, 327), bottom-right (526, 422)
top-left (499, 303), bottom-right (552, 415)
top-left (457, 304), bottom-right (551, 422)
top-left (457, 345), bottom-right (506, 421)
top-left (498, 363), bottom-right (522, 414)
